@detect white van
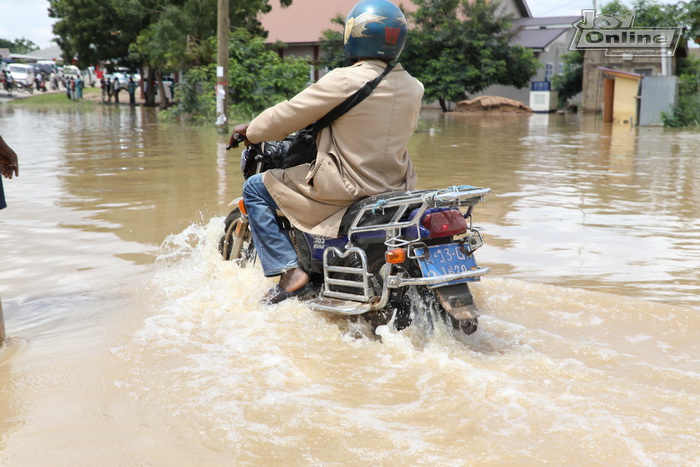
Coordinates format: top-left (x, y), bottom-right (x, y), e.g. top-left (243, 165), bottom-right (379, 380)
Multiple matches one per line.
top-left (63, 65), bottom-right (80, 79)
top-left (7, 63), bottom-right (34, 86)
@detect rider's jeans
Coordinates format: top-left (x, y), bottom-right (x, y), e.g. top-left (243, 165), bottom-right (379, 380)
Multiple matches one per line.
top-left (242, 173), bottom-right (299, 277)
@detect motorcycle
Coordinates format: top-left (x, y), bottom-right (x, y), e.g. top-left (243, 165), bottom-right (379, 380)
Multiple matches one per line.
top-left (34, 77), bottom-right (47, 92)
top-left (14, 81), bottom-right (34, 94)
top-left (219, 134), bottom-right (490, 336)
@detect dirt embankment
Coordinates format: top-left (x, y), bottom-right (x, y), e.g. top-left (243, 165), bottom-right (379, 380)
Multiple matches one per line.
top-left (455, 96), bottom-right (532, 114)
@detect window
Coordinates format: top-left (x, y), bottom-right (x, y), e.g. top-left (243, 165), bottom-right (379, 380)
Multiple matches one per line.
top-left (634, 68), bottom-right (653, 77)
top-left (544, 62), bottom-right (554, 81)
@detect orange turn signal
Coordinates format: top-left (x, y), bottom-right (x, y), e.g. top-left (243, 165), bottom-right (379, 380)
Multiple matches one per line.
top-left (385, 248), bottom-right (406, 264)
top-left (238, 198), bottom-right (247, 216)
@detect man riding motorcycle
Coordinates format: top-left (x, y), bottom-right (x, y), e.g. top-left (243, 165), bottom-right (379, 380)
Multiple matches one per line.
top-left (229, 0), bottom-right (424, 304)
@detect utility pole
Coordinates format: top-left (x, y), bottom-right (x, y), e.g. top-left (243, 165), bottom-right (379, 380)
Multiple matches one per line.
top-left (216, 0), bottom-right (229, 131)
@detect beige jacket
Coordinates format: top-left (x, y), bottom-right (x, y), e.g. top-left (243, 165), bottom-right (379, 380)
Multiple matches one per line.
top-left (247, 60), bottom-right (424, 237)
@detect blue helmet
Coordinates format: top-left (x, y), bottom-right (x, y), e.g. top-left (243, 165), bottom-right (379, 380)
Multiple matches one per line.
top-left (343, 0), bottom-right (408, 61)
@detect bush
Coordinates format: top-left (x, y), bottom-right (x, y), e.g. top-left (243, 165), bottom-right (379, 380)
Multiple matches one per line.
top-left (662, 94), bottom-right (700, 127)
top-left (551, 51), bottom-right (583, 108)
top-left (663, 56), bottom-right (700, 128)
top-left (164, 29), bottom-right (310, 124)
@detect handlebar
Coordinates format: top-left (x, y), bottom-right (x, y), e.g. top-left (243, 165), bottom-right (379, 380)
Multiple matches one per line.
top-left (226, 132), bottom-right (247, 150)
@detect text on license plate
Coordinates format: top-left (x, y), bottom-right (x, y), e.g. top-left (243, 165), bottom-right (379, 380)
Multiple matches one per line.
top-left (414, 244), bottom-right (478, 282)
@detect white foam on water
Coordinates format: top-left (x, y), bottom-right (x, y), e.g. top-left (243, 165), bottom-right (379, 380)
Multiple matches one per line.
top-left (107, 220), bottom-right (700, 465)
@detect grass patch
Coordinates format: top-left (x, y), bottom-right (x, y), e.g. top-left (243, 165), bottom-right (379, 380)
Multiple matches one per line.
top-left (8, 87), bottom-right (100, 107)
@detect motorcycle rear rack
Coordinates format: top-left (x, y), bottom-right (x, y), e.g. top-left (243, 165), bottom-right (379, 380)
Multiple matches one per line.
top-left (344, 186), bottom-right (490, 247)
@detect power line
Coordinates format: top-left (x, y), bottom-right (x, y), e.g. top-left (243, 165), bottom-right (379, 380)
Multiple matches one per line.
top-left (538, 0), bottom-right (589, 17)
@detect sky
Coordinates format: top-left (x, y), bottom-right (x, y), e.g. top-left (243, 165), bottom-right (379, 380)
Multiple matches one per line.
top-left (0, 0), bottom-right (682, 51)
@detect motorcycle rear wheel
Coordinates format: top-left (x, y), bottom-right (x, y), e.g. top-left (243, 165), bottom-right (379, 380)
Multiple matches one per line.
top-left (391, 258), bottom-right (479, 336)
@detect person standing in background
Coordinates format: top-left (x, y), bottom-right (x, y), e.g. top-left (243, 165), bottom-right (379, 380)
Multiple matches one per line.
top-left (128, 77), bottom-right (137, 106)
top-left (76, 76), bottom-right (84, 100)
top-left (113, 77), bottom-right (121, 105)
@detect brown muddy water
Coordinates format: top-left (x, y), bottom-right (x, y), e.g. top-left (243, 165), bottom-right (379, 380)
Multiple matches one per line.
top-left (0, 105), bottom-right (698, 466)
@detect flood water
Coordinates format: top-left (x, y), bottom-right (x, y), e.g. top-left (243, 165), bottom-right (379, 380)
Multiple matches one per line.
top-left (0, 104), bottom-right (698, 466)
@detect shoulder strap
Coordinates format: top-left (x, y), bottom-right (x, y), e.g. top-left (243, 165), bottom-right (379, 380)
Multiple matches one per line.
top-left (312, 62), bottom-right (396, 132)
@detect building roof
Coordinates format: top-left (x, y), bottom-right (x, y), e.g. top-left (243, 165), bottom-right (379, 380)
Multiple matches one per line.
top-left (25, 45), bottom-right (63, 62)
top-left (514, 0), bottom-right (531, 17)
top-left (513, 27), bottom-right (569, 50)
top-left (260, 0), bottom-right (532, 45)
top-left (599, 67), bottom-right (643, 80)
top-left (513, 16), bottom-right (581, 28)
top-left (262, 0), bottom-right (417, 45)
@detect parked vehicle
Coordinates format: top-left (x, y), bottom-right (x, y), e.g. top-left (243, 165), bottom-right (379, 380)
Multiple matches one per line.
top-left (105, 68), bottom-right (141, 91)
top-left (219, 134), bottom-right (491, 336)
top-left (62, 65), bottom-right (81, 80)
top-left (7, 64), bottom-right (34, 90)
top-left (33, 60), bottom-right (56, 77)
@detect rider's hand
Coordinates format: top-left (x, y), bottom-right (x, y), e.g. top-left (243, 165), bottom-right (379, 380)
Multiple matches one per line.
top-left (229, 123), bottom-right (251, 148)
top-left (0, 136), bottom-right (19, 179)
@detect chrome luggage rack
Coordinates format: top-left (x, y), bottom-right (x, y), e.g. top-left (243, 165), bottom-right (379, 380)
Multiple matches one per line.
top-left (309, 186), bottom-right (491, 315)
top-left (345, 185), bottom-right (490, 246)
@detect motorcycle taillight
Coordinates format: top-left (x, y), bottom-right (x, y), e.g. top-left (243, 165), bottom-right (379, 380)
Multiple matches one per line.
top-left (421, 209), bottom-right (467, 238)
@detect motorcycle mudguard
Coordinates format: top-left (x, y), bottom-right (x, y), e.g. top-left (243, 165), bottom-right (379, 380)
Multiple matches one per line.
top-left (432, 283), bottom-right (479, 320)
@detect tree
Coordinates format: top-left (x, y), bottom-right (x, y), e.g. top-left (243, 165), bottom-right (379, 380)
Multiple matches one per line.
top-left (49, 0), bottom-right (295, 107)
top-left (165, 28), bottom-right (309, 123)
top-left (49, 0), bottom-right (144, 67)
top-left (551, 51), bottom-right (583, 108)
top-left (601, 0), bottom-right (692, 31)
top-left (0, 38), bottom-right (39, 54)
top-left (318, 14), bottom-right (348, 72)
top-left (48, 0), bottom-right (294, 68)
top-left (402, 0), bottom-right (540, 111)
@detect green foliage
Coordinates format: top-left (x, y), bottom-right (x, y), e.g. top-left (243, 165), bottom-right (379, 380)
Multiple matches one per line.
top-left (661, 94), bottom-right (700, 127)
top-left (602, 0), bottom-right (699, 41)
top-left (401, 0), bottom-right (540, 111)
top-left (49, 0), bottom-right (144, 67)
top-left (677, 54), bottom-right (700, 96)
top-left (551, 51), bottom-right (583, 107)
top-left (48, 0), bottom-right (294, 70)
top-left (0, 37), bottom-right (39, 54)
top-left (227, 29), bottom-right (310, 118)
top-left (662, 55), bottom-right (700, 127)
top-left (162, 65), bottom-right (217, 124)
top-left (318, 15), bottom-right (347, 72)
top-left (164, 29), bottom-right (309, 124)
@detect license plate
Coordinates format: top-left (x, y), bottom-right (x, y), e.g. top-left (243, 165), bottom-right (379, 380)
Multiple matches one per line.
top-left (414, 244), bottom-right (479, 284)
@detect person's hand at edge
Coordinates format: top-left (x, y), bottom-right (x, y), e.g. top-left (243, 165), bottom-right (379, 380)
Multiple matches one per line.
top-left (0, 136), bottom-right (19, 179)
